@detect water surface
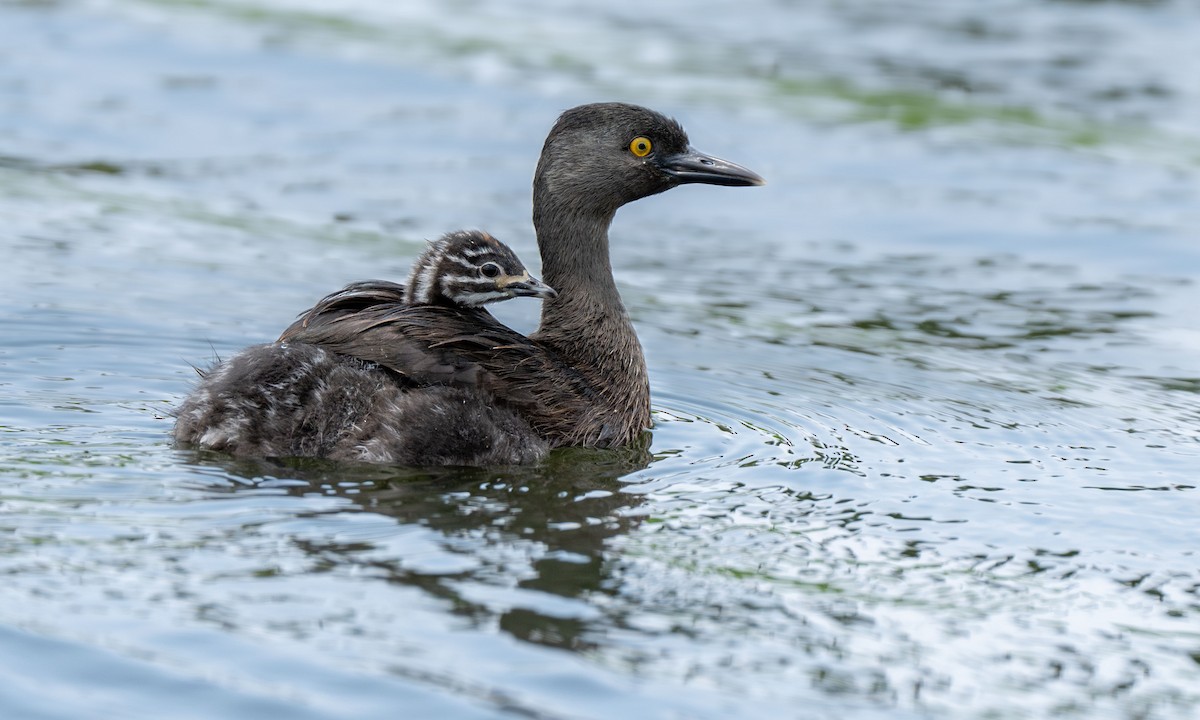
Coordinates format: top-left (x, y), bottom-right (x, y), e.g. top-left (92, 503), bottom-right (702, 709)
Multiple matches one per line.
top-left (2, 1), bottom-right (1198, 718)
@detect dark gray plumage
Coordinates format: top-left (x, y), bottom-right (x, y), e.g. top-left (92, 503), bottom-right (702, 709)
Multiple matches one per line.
top-left (175, 231), bottom-right (554, 465)
top-left (175, 102), bottom-right (763, 466)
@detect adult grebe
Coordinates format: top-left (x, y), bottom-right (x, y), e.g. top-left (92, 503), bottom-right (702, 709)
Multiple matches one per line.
top-left (176, 103), bottom-right (763, 465)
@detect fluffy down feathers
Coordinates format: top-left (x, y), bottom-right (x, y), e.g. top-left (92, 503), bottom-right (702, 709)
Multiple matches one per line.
top-left (174, 342), bottom-right (547, 465)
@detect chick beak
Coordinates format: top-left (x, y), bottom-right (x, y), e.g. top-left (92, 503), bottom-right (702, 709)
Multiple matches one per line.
top-left (500, 273), bottom-right (558, 300)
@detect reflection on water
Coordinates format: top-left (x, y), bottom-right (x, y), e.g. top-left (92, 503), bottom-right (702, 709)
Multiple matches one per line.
top-left (197, 446), bottom-right (652, 652)
top-left (2, 0), bottom-right (1200, 718)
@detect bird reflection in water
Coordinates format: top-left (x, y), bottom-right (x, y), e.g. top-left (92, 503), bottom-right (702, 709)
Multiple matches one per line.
top-left (187, 443), bottom-right (652, 651)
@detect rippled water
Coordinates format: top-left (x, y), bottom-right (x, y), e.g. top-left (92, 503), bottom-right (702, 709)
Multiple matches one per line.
top-left (2, 1), bottom-right (1198, 718)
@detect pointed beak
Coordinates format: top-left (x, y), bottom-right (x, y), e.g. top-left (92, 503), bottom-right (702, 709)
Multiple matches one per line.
top-left (657, 146), bottom-right (765, 187)
top-left (500, 274), bottom-right (558, 300)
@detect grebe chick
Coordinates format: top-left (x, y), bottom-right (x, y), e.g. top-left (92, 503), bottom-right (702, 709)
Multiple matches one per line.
top-left (405, 229), bottom-right (556, 306)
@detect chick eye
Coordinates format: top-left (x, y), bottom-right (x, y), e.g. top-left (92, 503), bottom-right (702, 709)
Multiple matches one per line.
top-left (629, 136), bottom-right (652, 157)
top-left (480, 262), bottom-right (502, 279)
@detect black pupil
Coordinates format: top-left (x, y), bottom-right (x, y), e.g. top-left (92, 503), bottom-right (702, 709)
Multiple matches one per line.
top-left (482, 263), bottom-right (500, 278)
top-left (637, 141), bottom-right (647, 152)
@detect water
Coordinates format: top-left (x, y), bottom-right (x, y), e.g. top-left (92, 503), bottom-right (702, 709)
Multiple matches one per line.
top-left (2, 1), bottom-right (1198, 718)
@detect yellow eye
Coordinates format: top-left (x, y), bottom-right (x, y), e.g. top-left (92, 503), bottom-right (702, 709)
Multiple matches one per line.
top-left (629, 136), bottom-right (652, 157)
